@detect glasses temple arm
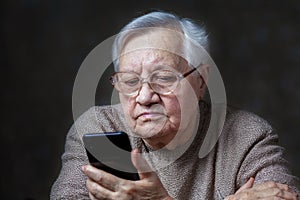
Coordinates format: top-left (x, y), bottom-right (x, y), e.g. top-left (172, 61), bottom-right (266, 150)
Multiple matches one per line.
top-left (182, 63), bottom-right (203, 78)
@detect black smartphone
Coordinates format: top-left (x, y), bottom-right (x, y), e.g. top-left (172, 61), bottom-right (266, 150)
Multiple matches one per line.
top-left (82, 131), bottom-right (140, 180)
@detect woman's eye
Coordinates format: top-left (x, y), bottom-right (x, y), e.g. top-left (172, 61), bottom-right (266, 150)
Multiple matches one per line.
top-left (156, 76), bottom-right (177, 82)
top-left (124, 78), bottom-right (139, 86)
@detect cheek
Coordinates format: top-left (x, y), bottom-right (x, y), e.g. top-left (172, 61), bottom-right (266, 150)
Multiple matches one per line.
top-left (163, 97), bottom-right (181, 123)
top-left (173, 81), bottom-right (199, 120)
top-left (120, 96), bottom-right (135, 120)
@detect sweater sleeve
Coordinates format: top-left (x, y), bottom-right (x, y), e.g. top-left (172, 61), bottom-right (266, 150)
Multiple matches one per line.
top-left (236, 129), bottom-right (300, 196)
top-left (50, 124), bottom-right (90, 200)
top-left (50, 106), bottom-right (114, 199)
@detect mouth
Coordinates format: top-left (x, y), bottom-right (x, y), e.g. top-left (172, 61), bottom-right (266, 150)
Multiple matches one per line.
top-left (136, 112), bottom-right (166, 121)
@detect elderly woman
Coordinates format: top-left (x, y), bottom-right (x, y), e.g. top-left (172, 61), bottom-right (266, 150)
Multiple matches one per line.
top-left (51, 11), bottom-right (299, 199)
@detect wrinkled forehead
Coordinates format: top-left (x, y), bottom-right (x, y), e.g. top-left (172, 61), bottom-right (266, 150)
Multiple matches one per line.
top-left (116, 27), bottom-right (206, 68)
top-left (120, 28), bottom-right (186, 61)
top-left (119, 49), bottom-right (183, 73)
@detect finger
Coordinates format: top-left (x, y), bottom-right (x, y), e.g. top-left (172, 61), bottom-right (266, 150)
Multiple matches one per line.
top-left (275, 182), bottom-right (297, 193)
top-left (226, 192), bottom-right (285, 200)
top-left (236, 177), bottom-right (255, 193)
top-left (86, 178), bottom-right (114, 199)
top-left (276, 190), bottom-right (298, 199)
top-left (254, 181), bottom-right (295, 193)
top-left (265, 182), bottom-right (298, 197)
top-left (88, 192), bottom-right (96, 200)
top-left (131, 149), bottom-right (155, 180)
top-left (82, 164), bottom-right (122, 191)
top-left (255, 187), bottom-right (298, 199)
top-left (248, 187), bottom-right (297, 200)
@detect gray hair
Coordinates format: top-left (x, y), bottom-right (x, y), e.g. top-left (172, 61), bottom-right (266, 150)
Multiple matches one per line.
top-left (112, 11), bottom-right (209, 71)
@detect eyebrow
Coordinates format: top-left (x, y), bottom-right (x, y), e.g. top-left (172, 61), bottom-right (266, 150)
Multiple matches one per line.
top-left (153, 65), bottom-right (175, 71)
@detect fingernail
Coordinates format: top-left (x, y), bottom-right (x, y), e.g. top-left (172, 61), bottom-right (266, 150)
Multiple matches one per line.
top-left (81, 165), bottom-right (86, 172)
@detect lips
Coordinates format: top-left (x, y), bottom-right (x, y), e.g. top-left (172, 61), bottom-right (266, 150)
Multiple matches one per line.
top-left (135, 112), bottom-right (166, 120)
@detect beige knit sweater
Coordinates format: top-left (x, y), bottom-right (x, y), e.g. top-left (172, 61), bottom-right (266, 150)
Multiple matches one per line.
top-left (50, 102), bottom-right (299, 199)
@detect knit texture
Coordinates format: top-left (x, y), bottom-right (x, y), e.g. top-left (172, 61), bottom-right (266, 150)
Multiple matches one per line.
top-left (50, 102), bottom-right (300, 199)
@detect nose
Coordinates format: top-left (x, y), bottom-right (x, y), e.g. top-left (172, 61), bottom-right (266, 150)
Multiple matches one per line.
top-left (136, 82), bottom-right (160, 105)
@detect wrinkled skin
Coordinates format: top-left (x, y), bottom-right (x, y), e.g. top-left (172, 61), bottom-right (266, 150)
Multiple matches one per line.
top-left (225, 177), bottom-right (298, 200)
top-left (82, 150), bottom-right (173, 200)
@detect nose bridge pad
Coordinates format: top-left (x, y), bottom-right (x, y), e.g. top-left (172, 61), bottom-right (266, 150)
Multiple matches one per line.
top-left (137, 77), bottom-right (155, 97)
top-left (139, 81), bottom-right (153, 94)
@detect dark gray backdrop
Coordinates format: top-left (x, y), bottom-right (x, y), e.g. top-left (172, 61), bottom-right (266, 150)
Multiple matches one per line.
top-left (1, 0), bottom-right (300, 199)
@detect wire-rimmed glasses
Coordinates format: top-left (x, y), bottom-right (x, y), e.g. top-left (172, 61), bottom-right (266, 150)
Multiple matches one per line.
top-left (110, 65), bottom-right (201, 96)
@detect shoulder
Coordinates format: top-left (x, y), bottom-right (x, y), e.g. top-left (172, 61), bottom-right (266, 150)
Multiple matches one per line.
top-left (221, 107), bottom-right (274, 143)
top-left (74, 104), bottom-right (126, 135)
top-left (216, 106), bottom-right (279, 159)
top-left (213, 107), bottom-right (299, 197)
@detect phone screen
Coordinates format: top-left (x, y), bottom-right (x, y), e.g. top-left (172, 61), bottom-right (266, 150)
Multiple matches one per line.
top-left (82, 132), bottom-right (140, 180)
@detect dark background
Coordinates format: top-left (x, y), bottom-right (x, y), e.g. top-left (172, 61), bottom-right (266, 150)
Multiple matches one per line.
top-left (1, 0), bottom-right (300, 199)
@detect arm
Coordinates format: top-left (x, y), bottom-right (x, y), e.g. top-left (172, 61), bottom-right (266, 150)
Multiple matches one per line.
top-left (227, 130), bottom-right (299, 199)
top-left (50, 125), bottom-right (90, 199)
top-left (50, 106), bottom-right (118, 199)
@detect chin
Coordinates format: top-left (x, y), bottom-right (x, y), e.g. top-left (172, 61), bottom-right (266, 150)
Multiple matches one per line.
top-left (134, 123), bottom-right (167, 139)
top-left (135, 128), bottom-right (162, 139)
top-left (136, 122), bottom-right (179, 140)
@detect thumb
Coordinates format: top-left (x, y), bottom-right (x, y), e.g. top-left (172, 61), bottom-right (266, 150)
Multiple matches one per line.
top-left (131, 149), bottom-right (155, 180)
top-left (236, 177), bottom-right (255, 194)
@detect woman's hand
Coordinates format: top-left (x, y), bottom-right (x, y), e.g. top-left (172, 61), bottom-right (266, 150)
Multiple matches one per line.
top-left (225, 177), bottom-right (298, 200)
top-left (82, 149), bottom-right (173, 200)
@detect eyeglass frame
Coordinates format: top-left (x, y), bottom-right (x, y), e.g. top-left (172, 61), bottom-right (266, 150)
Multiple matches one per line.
top-left (110, 64), bottom-right (203, 96)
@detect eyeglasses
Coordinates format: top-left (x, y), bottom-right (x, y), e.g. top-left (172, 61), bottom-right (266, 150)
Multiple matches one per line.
top-left (110, 65), bottom-right (202, 96)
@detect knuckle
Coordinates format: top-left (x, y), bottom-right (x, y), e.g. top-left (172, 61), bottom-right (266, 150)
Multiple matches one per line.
top-left (86, 178), bottom-right (92, 188)
top-left (282, 184), bottom-right (289, 191)
top-left (86, 179), bottom-right (100, 195)
top-left (266, 181), bottom-right (277, 188)
top-left (113, 191), bottom-right (132, 200)
top-left (94, 173), bottom-right (104, 183)
top-left (117, 182), bottom-right (136, 199)
top-left (111, 192), bottom-right (119, 200)
top-left (89, 182), bottom-right (99, 194)
top-left (272, 188), bottom-right (283, 196)
top-left (123, 183), bottom-right (136, 194)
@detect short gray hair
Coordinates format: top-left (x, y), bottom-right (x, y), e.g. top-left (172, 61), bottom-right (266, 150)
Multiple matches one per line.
top-left (112, 11), bottom-right (209, 71)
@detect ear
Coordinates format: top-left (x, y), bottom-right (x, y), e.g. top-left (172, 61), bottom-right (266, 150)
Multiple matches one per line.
top-left (197, 64), bottom-right (210, 100)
